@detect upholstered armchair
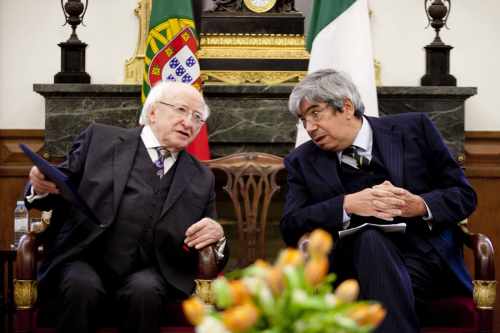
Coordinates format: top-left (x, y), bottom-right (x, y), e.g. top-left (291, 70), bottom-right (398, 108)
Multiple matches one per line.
top-left (298, 222), bottom-right (496, 333)
top-left (14, 213), bottom-right (219, 333)
top-left (13, 151), bottom-right (286, 333)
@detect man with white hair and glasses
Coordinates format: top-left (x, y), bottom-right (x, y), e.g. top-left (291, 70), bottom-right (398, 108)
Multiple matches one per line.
top-left (280, 69), bottom-right (477, 332)
top-left (25, 81), bottom-right (228, 333)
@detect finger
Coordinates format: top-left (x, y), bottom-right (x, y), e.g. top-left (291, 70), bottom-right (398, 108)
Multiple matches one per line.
top-left (187, 234), bottom-right (216, 249)
top-left (194, 238), bottom-right (218, 250)
top-left (378, 197), bottom-right (406, 207)
top-left (185, 219), bottom-right (209, 237)
top-left (30, 166), bottom-right (44, 180)
top-left (187, 224), bottom-right (223, 244)
top-left (372, 199), bottom-right (399, 210)
top-left (373, 211), bottom-right (395, 221)
top-left (32, 180), bottom-right (59, 195)
top-left (371, 188), bottom-right (398, 198)
top-left (381, 208), bottom-right (403, 216)
top-left (35, 179), bottom-right (58, 190)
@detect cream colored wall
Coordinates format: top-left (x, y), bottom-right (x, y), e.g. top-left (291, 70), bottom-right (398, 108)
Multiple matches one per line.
top-left (369, 0), bottom-right (500, 131)
top-left (0, 0), bottom-right (499, 130)
top-left (0, 0), bottom-right (138, 129)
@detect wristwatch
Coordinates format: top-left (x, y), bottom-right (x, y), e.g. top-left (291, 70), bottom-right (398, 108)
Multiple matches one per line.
top-left (243, 0), bottom-right (277, 13)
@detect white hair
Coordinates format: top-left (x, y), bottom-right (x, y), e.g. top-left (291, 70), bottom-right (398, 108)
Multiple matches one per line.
top-left (138, 81), bottom-right (210, 125)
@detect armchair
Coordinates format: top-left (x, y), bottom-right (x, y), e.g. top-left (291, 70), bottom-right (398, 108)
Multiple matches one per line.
top-left (14, 151), bottom-right (287, 333)
top-left (298, 223), bottom-right (496, 333)
top-left (14, 215), bottom-right (219, 333)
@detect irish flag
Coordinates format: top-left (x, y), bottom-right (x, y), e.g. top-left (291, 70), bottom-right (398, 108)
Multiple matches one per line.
top-left (142, 0), bottom-right (210, 160)
top-left (296, 0), bottom-right (378, 146)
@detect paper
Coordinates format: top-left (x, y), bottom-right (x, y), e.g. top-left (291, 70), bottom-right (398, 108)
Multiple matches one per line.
top-left (20, 144), bottom-right (100, 224)
top-left (338, 222), bottom-right (406, 239)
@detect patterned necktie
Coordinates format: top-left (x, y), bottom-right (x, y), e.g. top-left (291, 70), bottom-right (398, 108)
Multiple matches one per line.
top-left (342, 146), bottom-right (370, 170)
top-left (153, 146), bottom-right (169, 178)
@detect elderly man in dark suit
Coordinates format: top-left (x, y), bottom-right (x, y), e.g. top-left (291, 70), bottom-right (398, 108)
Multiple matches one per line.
top-left (26, 81), bottom-right (228, 333)
top-left (280, 69), bottom-right (477, 332)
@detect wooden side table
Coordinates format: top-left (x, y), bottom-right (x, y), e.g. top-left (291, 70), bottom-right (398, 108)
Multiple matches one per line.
top-left (0, 249), bottom-right (17, 333)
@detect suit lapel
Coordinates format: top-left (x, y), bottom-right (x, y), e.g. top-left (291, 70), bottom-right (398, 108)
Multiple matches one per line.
top-left (112, 128), bottom-right (141, 220)
top-left (309, 145), bottom-right (345, 192)
top-left (367, 117), bottom-right (404, 187)
top-left (159, 151), bottom-right (195, 219)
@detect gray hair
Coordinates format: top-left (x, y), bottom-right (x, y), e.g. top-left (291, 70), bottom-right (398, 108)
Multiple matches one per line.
top-left (139, 81), bottom-right (210, 125)
top-left (288, 69), bottom-right (365, 118)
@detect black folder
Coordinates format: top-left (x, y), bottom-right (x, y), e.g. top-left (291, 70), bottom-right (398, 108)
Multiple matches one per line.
top-left (20, 144), bottom-right (100, 224)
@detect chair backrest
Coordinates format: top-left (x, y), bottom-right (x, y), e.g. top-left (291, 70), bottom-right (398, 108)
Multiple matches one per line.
top-left (202, 152), bottom-right (284, 267)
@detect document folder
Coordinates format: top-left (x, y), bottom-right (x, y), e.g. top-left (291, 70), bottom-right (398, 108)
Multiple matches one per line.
top-left (20, 144), bottom-right (100, 224)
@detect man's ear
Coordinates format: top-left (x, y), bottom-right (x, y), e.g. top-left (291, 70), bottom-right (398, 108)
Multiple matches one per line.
top-left (149, 105), bottom-right (157, 124)
top-left (343, 98), bottom-right (355, 115)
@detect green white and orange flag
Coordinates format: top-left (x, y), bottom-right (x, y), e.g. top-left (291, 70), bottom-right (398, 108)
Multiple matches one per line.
top-left (142, 0), bottom-right (210, 160)
top-left (296, 0), bottom-right (378, 146)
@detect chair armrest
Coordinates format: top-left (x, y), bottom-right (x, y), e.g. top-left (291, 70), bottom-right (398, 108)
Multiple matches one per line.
top-left (460, 224), bottom-right (495, 281)
top-left (194, 245), bottom-right (220, 304)
top-left (14, 232), bottom-right (39, 313)
top-left (15, 233), bottom-right (39, 281)
top-left (197, 245), bottom-right (219, 279)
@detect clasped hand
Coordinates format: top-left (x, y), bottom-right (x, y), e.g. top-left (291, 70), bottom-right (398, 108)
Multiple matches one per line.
top-left (344, 180), bottom-right (427, 221)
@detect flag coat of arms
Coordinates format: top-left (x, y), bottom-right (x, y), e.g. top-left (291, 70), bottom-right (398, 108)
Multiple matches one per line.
top-left (143, 1), bottom-right (210, 160)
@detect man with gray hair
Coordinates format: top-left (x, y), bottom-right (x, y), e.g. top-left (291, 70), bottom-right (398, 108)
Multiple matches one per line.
top-left (26, 81), bottom-right (227, 333)
top-left (280, 69), bottom-right (476, 332)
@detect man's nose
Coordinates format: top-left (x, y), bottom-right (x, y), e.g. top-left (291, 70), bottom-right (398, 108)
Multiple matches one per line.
top-left (305, 120), bottom-right (317, 132)
top-left (181, 114), bottom-right (196, 128)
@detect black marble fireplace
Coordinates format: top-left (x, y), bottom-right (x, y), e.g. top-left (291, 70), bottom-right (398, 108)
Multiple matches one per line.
top-left (34, 84), bottom-right (476, 162)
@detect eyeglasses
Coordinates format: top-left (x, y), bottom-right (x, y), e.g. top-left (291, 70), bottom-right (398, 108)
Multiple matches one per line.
top-left (298, 104), bottom-right (331, 127)
top-left (157, 101), bottom-right (206, 127)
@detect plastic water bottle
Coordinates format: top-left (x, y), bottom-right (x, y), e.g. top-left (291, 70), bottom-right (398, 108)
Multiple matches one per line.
top-left (14, 200), bottom-right (29, 247)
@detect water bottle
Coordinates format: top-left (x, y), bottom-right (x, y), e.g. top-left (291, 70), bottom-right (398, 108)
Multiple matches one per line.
top-left (14, 200), bottom-right (29, 247)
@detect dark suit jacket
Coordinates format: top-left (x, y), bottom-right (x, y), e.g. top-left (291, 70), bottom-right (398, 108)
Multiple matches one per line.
top-left (280, 113), bottom-right (477, 292)
top-left (28, 123), bottom-right (224, 295)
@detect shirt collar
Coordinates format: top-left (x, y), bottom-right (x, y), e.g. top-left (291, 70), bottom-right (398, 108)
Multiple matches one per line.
top-left (140, 125), bottom-right (178, 160)
top-left (351, 116), bottom-right (373, 153)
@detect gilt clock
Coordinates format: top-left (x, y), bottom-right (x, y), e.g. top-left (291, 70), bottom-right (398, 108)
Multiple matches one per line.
top-left (243, 0), bottom-right (277, 13)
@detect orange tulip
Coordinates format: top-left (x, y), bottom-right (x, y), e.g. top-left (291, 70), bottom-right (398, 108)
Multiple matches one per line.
top-left (182, 297), bottom-right (205, 325)
top-left (229, 280), bottom-right (251, 305)
top-left (276, 248), bottom-right (304, 268)
top-left (222, 302), bottom-right (260, 332)
top-left (348, 303), bottom-right (387, 327)
top-left (308, 229), bottom-right (333, 258)
top-left (335, 279), bottom-right (360, 302)
top-left (254, 259), bottom-right (271, 269)
top-left (265, 267), bottom-right (285, 295)
top-left (304, 256), bottom-right (329, 286)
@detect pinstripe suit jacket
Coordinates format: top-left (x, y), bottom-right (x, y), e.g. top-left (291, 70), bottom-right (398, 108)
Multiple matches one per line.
top-left (280, 112), bottom-right (477, 292)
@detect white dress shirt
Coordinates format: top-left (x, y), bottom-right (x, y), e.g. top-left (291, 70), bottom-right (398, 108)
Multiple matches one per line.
top-left (141, 125), bottom-right (178, 175)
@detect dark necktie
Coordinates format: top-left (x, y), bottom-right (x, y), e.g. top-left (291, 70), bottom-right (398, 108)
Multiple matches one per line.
top-left (342, 146), bottom-right (370, 170)
top-left (153, 146), bottom-right (169, 178)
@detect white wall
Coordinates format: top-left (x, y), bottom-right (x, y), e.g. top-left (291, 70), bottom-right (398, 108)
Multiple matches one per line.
top-left (370, 0), bottom-right (500, 130)
top-left (1, 0), bottom-right (499, 130)
top-left (0, 0), bottom-right (138, 129)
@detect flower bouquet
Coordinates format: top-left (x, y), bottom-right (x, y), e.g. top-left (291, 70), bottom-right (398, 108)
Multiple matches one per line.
top-left (183, 229), bottom-right (386, 333)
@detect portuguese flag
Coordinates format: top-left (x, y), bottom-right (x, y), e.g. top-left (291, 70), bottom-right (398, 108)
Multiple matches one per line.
top-left (142, 0), bottom-right (210, 160)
